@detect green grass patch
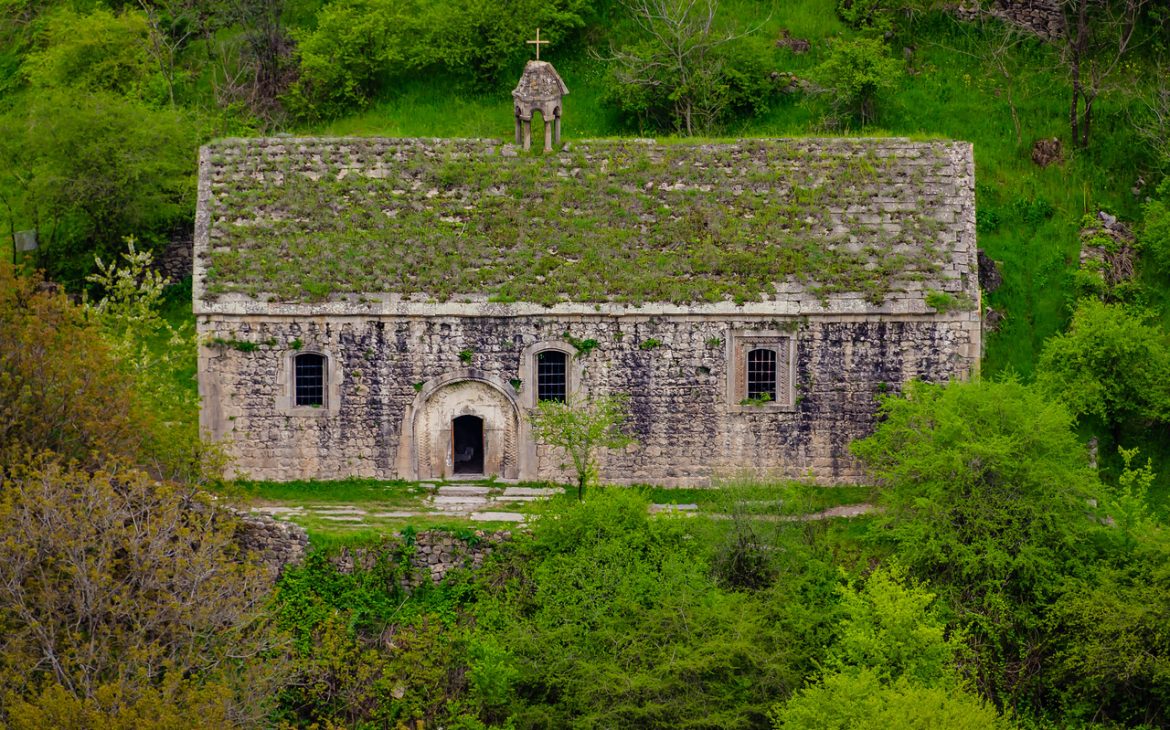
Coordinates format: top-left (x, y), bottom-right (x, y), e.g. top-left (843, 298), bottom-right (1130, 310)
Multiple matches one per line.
top-left (230, 477), bottom-right (424, 505)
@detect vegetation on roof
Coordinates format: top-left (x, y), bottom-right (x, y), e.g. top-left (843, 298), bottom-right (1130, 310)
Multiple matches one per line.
top-left (202, 138), bottom-right (963, 305)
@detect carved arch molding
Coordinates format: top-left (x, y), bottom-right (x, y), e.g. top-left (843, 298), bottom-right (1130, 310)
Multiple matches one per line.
top-left (408, 375), bottom-right (521, 480)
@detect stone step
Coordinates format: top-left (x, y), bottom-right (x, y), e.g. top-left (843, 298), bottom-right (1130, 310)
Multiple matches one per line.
top-left (431, 495), bottom-right (490, 506)
top-left (470, 511), bottom-right (526, 522)
top-left (437, 485), bottom-right (492, 497)
top-left (250, 506), bottom-right (305, 515)
top-left (311, 506), bottom-right (368, 515)
top-left (368, 511), bottom-right (423, 518)
top-left (501, 487), bottom-right (561, 498)
top-left (648, 503), bottom-right (699, 514)
top-left (319, 515), bottom-right (365, 522)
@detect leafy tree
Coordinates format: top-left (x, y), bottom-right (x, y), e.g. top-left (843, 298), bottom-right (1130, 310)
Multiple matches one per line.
top-left (1056, 0), bottom-right (1149, 149)
top-left (84, 240), bottom-right (216, 483)
top-left (0, 456), bottom-right (285, 727)
top-left (284, 0), bottom-right (415, 120)
top-left (221, 0), bottom-right (293, 120)
top-left (136, 0), bottom-right (202, 107)
top-left (21, 7), bottom-right (163, 101)
top-left (528, 394), bottom-right (636, 500)
top-left (851, 378), bottom-right (1107, 707)
top-left (814, 36), bottom-right (902, 126)
top-left (603, 0), bottom-right (774, 135)
top-left (287, 0), bottom-right (592, 118)
top-left (1036, 299), bottom-right (1170, 433)
top-left (0, 262), bottom-right (142, 468)
top-left (773, 567), bottom-right (1007, 729)
top-left (0, 88), bottom-right (195, 288)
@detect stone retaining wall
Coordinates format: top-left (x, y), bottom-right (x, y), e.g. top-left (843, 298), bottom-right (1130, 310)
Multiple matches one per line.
top-left (955, 0), bottom-right (1064, 41)
top-left (233, 510), bottom-right (310, 576)
top-left (232, 513), bottom-right (508, 585)
top-left (330, 530), bottom-right (511, 585)
top-left (156, 232), bottom-right (194, 283)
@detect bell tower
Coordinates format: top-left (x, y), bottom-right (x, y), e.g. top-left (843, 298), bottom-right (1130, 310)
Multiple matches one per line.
top-left (512, 28), bottom-right (569, 152)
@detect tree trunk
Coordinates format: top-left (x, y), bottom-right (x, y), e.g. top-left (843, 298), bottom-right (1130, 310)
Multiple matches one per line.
top-left (1081, 95), bottom-right (1093, 149)
top-left (1069, 0), bottom-right (1089, 148)
top-left (577, 473), bottom-right (586, 501)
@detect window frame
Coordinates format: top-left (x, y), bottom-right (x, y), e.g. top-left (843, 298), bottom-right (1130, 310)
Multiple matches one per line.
top-left (277, 348), bottom-right (340, 417)
top-left (535, 349), bottom-right (569, 403)
top-left (519, 341), bottom-right (580, 409)
top-left (294, 352), bottom-right (327, 407)
top-left (727, 332), bottom-right (796, 413)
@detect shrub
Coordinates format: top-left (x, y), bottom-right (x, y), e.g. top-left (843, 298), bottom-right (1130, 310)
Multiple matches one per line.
top-left (287, 0), bottom-right (595, 118)
top-left (1140, 176), bottom-right (1170, 272)
top-left (284, 0), bottom-right (414, 120)
top-left (476, 490), bottom-right (802, 727)
top-left (1037, 299), bottom-right (1170, 430)
top-left (1051, 522), bottom-right (1170, 726)
top-left (814, 36), bottom-right (902, 126)
top-left (272, 547), bottom-right (480, 728)
top-left (774, 669), bottom-right (1006, 730)
top-left (773, 570), bottom-right (1008, 730)
top-left (836, 0), bottom-right (895, 34)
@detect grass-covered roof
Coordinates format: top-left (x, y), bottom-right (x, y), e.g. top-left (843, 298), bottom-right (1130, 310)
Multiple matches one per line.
top-left (196, 137), bottom-right (973, 306)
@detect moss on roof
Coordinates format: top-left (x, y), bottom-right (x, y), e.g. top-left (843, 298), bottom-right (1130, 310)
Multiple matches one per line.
top-left (199, 137), bottom-right (971, 305)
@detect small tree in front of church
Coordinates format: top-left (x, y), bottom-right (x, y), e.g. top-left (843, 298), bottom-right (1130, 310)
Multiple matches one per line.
top-left (529, 394), bottom-right (636, 500)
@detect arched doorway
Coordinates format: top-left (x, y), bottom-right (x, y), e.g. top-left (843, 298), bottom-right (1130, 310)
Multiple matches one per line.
top-left (406, 374), bottom-right (522, 480)
top-left (452, 415), bottom-right (484, 475)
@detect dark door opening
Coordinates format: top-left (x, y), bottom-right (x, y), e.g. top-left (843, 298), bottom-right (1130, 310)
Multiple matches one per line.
top-left (452, 415), bottom-right (484, 475)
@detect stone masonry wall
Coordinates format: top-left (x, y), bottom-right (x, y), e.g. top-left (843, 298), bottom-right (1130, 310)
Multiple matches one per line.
top-left (233, 510), bottom-right (310, 577)
top-left (232, 514), bottom-right (507, 585)
top-left (955, 0), bottom-right (1065, 42)
top-left (331, 530), bottom-right (511, 586)
top-left (199, 312), bottom-right (977, 486)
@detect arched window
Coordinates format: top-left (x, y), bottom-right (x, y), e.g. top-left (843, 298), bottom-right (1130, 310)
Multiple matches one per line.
top-left (536, 350), bottom-right (567, 403)
top-left (294, 353), bottom-right (326, 407)
top-left (746, 348), bottom-right (777, 402)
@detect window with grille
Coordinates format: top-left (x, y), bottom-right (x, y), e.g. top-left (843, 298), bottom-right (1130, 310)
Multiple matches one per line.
top-left (746, 348), bottom-right (777, 402)
top-left (294, 353), bottom-right (325, 407)
top-left (536, 350), bottom-right (567, 402)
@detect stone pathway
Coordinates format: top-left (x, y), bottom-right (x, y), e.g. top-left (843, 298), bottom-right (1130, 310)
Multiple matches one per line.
top-left (250, 484), bottom-right (875, 530)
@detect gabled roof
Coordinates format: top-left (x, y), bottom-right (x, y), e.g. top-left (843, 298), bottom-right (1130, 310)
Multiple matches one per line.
top-left (193, 137), bottom-right (976, 316)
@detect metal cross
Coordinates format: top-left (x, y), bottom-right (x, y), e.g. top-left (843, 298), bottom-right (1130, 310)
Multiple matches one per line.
top-left (526, 28), bottom-right (549, 60)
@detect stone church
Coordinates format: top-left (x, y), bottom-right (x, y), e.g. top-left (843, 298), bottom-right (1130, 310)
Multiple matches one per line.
top-left (194, 59), bottom-right (979, 486)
